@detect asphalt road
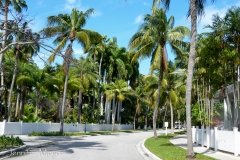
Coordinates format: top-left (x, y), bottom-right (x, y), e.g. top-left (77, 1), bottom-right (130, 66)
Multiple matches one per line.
top-left (6, 130), bottom-right (164, 160)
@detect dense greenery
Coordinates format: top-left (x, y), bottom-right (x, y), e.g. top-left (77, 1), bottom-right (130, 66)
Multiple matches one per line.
top-left (0, 135), bottom-right (24, 150)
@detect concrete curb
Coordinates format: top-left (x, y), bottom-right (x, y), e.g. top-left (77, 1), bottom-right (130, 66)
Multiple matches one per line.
top-left (136, 139), bottom-right (162, 160)
top-left (0, 141), bottom-right (55, 159)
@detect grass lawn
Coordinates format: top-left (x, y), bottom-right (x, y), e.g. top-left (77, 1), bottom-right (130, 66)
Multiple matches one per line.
top-left (144, 131), bottom-right (216, 160)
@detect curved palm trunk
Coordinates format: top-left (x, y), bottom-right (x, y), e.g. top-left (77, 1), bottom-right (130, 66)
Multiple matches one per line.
top-left (145, 106), bottom-right (149, 130)
top-left (7, 46), bottom-right (20, 121)
top-left (60, 43), bottom-right (72, 133)
top-left (15, 85), bottom-right (20, 118)
top-left (78, 90), bottom-right (83, 123)
top-left (170, 99), bottom-right (174, 134)
top-left (98, 52), bottom-right (104, 117)
top-left (185, 0), bottom-right (196, 158)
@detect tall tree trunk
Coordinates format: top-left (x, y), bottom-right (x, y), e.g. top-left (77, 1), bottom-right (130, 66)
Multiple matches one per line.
top-left (153, 59), bottom-right (163, 139)
top-left (60, 43), bottom-right (72, 133)
top-left (185, 0), bottom-right (196, 158)
top-left (35, 89), bottom-right (39, 116)
top-left (7, 46), bottom-right (20, 121)
top-left (20, 85), bottom-right (26, 117)
top-left (78, 90), bottom-right (83, 123)
top-left (15, 85), bottom-right (20, 118)
top-left (112, 100), bottom-right (118, 131)
top-left (170, 99), bottom-right (174, 134)
top-left (223, 64), bottom-right (232, 127)
top-left (0, 2), bottom-right (9, 87)
top-left (145, 106), bottom-right (149, 129)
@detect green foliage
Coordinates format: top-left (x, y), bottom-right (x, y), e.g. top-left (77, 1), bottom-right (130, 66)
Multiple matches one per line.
top-left (0, 135), bottom-right (24, 150)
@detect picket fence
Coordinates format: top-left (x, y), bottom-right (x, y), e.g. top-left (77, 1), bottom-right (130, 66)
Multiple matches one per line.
top-left (192, 126), bottom-right (240, 156)
top-left (0, 120), bottom-right (132, 135)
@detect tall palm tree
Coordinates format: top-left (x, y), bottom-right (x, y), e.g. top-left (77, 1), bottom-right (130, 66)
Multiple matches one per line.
top-left (129, 8), bottom-right (189, 139)
top-left (40, 8), bottom-right (100, 133)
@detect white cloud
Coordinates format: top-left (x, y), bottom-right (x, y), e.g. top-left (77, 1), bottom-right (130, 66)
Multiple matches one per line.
top-left (67, 0), bottom-right (76, 4)
top-left (143, 2), bottom-right (150, 6)
top-left (134, 14), bottom-right (144, 24)
top-left (64, 0), bottom-right (81, 11)
top-left (72, 47), bottom-right (84, 55)
top-left (91, 10), bottom-right (102, 18)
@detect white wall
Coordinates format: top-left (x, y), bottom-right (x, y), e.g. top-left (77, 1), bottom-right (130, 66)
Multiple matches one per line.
top-left (0, 121), bottom-right (132, 135)
top-left (192, 126), bottom-right (240, 156)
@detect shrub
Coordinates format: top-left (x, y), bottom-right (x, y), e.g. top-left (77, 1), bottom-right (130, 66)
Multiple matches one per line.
top-left (0, 135), bottom-right (23, 150)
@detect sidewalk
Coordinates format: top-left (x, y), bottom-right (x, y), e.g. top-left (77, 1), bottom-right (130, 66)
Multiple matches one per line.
top-left (170, 134), bottom-right (240, 160)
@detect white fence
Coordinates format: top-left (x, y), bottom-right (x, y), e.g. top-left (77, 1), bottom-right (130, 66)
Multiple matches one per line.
top-left (192, 126), bottom-right (240, 156)
top-left (0, 120), bottom-right (133, 135)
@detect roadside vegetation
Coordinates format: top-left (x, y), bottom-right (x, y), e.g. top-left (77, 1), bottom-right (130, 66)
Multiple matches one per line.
top-left (0, 135), bottom-right (24, 151)
top-left (144, 131), bottom-right (216, 160)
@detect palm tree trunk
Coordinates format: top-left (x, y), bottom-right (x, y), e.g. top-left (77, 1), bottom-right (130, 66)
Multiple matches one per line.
top-left (145, 106), bottom-right (149, 130)
top-left (20, 85), bottom-right (26, 117)
top-left (35, 89), bottom-right (39, 116)
top-left (185, 0), bottom-right (196, 158)
top-left (153, 58), bottom-right (163, 139)
top-left (78, 90), bottom-right (83, 123)
top-left (7, 46), bottom-right (20, 121)
top-left (112, 100), bottom-right (118, 131)
top-left (60, 43), bottom-right (72, 133)
top-left (15, 85), bottom-right (20, 118)
top-left (170, 99), bottom-right (174, 134)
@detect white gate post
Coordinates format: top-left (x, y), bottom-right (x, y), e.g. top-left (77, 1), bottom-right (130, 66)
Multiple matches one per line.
top-left (206, 126), bottom-right (210, 149)
top-left (233, 127), bottom-right (238, 156)
top-left (192, 126), bottom-right (195, 143)
top-left (214, 127), bottom-right (218, 151)
top-left (201, 125), bottom-right (204, 147)
top-left (196, 126), bottom-right (199, 145)
top-left (3, 120), bottom-right (6, 135)
top-left (49, 121), bottom-right (52, 132)
top-left (20, 121), bottom-right (23, 135)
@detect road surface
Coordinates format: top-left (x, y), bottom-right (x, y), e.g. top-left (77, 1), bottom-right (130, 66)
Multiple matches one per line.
top-left (6, 130), bottom-right (165, 160)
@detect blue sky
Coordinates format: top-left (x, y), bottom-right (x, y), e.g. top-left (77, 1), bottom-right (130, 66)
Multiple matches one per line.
top-left (22, 0), bottom-right (240, 75)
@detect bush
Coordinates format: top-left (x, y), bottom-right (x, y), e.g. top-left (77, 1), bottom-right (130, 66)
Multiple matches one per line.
top-left (28, 131), bottom-right (66, 136)
top-left (0, 135), bottom-right (24, 150)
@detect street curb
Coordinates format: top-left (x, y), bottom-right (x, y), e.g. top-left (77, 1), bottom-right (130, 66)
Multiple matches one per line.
top-left (0, 145), bottom-right (27, 159)
top-left (0, 141), bottom-right (55, 159)
top-left (136, 139), bottom-right (162, 160)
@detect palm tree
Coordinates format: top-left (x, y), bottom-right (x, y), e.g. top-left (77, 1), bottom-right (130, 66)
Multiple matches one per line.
top-left (0, 0), bottom-right (27, 84)
top-left (40, 8), bottom-right (100, 133)
top-left (129, 8), bottom-right (189, 139)
top-left (105, 79), bottom-right (131, 131)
